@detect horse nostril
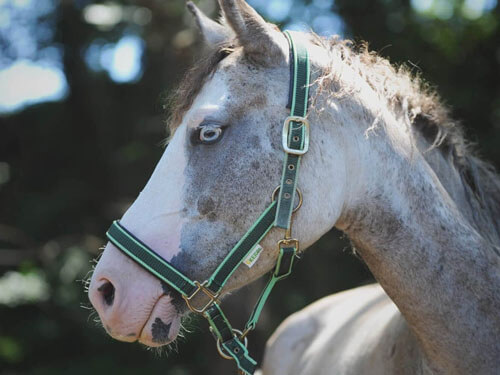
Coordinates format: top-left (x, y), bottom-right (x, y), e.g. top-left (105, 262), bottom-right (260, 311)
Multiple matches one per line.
top-left (98, 281), bottom-right (115, 306)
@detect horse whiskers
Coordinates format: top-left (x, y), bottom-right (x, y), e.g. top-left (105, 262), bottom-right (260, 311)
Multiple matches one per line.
top-left (78, 300), bottom-right (100, 325)
top-left (80, 269), bottom-right (94, 293)
top-left (90, 246), bottom-right (105, 265)
top-left (145, 319), bottom-right (193, 358)
top-left (179, 314), bottom-right (198, 335)
top-left (80, 302), bottom-right (94, 311)
top-left (145, 338), bottom-right (179, 358)
top-left (87, 309), bottom-right (102, 326)
top-left (80, 247), bottom-right (105, 294)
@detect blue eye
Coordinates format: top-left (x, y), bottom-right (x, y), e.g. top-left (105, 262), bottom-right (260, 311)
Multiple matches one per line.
top-left (199, 125), bottom-right (223, 144)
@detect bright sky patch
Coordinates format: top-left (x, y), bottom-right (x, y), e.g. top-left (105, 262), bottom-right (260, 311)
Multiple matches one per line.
top-left (0, 60), bottom-right (68, 114)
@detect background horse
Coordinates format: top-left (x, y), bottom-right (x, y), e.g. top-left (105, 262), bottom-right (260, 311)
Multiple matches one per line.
top-left (89, 1), bottom-right (500, 374)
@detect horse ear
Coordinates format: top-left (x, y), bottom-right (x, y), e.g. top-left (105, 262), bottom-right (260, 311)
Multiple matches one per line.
top-left (218, 0), bottom-right (287, 65)
top-left (187, 1), bottom-right (234, 46)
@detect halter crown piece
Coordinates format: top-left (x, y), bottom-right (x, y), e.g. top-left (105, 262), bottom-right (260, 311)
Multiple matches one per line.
top-left (106, 31), bottom-right (311, 375)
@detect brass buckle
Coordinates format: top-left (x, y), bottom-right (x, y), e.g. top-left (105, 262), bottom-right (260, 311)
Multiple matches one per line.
top-left (278, 238), bottom-right (299, 251)
top-left (282, 116), bottom-right (310, 155)
top-left (214, 328), bottom-right (248, 360)
top-left (182, 280), bottom-right (220, 315)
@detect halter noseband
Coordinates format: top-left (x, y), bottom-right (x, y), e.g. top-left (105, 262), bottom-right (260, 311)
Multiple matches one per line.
top-left (106, 31), bottom-right (310, 375)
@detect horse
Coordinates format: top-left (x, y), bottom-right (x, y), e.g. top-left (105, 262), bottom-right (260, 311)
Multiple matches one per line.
top-left (88, 1), bottom-right (500, 374)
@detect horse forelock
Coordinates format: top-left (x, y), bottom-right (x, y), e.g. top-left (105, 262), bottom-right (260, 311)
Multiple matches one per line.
top-left (166, 43), bottom-right (235, 136)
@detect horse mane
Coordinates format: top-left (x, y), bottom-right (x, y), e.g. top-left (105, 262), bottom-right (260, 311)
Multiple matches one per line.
top-left (310, 34), bottom-right (500, 246)
top-left (165, 32), bottom-right (500, 246)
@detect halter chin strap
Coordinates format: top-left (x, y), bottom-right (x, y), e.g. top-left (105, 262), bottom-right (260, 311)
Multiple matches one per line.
top-left (106, 30), bottom-right (310, 375)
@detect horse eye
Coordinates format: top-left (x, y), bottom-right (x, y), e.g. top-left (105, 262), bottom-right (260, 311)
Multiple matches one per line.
top-left (199, 125), bottom-right (223, 145)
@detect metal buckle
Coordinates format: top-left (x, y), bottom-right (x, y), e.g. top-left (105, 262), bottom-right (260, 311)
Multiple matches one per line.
top-left (278, 238), bottom-right (299, 248)
top-left (215, 329), bottom-right (248, 360)
top-left (282, 116), bottom-right (310, 155)
top-left (182, 280), bottom-right (220, 315)
top-left (278, 238), bottom-right (299, 252)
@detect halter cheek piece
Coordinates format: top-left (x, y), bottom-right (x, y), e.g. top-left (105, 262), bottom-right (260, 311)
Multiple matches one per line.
top-left (106, 31), bottom-right (310, 375)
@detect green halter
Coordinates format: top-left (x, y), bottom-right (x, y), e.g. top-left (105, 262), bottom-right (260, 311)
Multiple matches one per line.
top-left (106, 30), bottom-right (310, 375)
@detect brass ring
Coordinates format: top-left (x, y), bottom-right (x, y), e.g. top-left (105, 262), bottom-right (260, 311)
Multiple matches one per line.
top-left (271, 186), bottom-right (303, 213)
top-left (216, 329), bottom-right (248, 360)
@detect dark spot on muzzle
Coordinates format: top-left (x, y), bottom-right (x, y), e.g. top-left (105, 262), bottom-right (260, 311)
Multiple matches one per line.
top-left (152, 318), bottom-right (172, 344)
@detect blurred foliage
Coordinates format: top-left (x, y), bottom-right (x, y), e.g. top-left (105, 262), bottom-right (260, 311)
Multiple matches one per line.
top-left (0, 0), bottom-right (499, 374)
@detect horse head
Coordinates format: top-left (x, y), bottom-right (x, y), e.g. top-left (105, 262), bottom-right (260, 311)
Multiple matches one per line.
top-left (89, 0), bottom-right (347, 347)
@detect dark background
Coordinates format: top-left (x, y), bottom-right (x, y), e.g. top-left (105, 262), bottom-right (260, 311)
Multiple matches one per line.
top-left (0, 0), bottom-right (498, 374)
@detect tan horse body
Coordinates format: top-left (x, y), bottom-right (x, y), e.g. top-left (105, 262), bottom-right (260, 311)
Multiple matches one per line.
top-left (263, 285), bottom-right (423, 375)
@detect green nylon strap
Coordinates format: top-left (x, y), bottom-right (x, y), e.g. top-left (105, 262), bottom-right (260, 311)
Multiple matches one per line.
top-left (206, 304), bottom-right (234, 342)
top-left (106, 201), bottom-right (277, 299)
top-left (244, 246), bottom-right (297, 332)
top-left (275, 125), bottom-right (305, 229)
top-left (106, 221), bottom-right (197, 297)
top-left (207, 201), bottom-right (277, 294)
top-left (285, 31), bottom-right (310, 116)
top-left (222, 339), bottom-right (256, 375)
top-left (275, 31), bottom-right (311, 229)
top-left (274, 246), bottom-right (297, 279)
top-left (205, 304), bottom-right (257, 375)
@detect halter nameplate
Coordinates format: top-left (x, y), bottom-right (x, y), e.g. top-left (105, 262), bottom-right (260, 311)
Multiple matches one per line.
top-left (105, 30), bottom-right (311, 375)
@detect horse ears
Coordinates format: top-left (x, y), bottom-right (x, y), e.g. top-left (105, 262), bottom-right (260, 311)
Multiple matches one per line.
top-left (187, 2), bottom-right (234, 46)
top-left (218, 0), bottom-right (286, 65)
top-left (187, 1), bottom-right (286, 66)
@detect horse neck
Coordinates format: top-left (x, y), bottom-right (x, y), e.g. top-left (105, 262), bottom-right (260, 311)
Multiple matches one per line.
top-left (319, 89), bottom-right (500, 373)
